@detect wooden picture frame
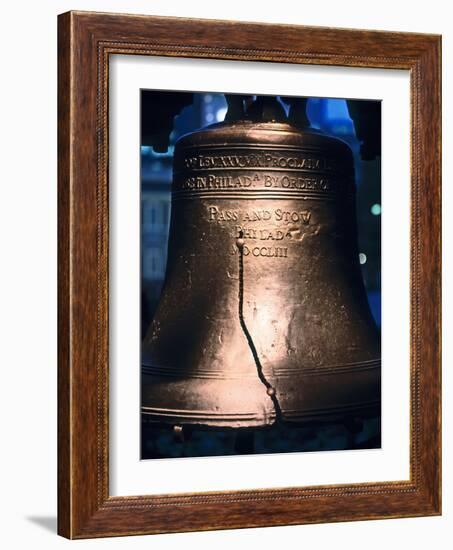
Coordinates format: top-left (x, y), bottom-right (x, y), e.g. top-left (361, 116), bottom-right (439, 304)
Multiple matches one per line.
top-left (58, 10), bottom-right (441, 539)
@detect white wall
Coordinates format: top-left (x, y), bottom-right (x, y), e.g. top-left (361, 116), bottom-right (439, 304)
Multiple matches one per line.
top-left (0, 1), bottom-right (450, 548)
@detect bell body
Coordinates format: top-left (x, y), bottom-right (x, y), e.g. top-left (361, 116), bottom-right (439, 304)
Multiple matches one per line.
top-left (141, 120), bottom-right (381, 428)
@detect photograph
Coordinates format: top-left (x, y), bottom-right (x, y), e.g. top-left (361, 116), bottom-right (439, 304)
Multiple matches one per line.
top-left (140, 90), bottom-right (382, 459)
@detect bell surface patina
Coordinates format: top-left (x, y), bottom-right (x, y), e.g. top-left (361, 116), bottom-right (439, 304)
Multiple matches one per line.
top-left (141, 97), bottom-right (381, 429)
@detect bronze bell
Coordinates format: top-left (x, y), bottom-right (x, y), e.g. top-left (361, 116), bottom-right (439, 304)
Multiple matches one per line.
top-left (141, 96), bottom-right (380, 429)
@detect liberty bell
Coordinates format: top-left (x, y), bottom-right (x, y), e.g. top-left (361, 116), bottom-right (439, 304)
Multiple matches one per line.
top-left (141, 95), bottom-right (380, 429)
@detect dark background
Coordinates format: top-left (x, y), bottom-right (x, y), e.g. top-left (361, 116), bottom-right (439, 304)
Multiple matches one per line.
top-left (140, 91), bottom-right (381, 459)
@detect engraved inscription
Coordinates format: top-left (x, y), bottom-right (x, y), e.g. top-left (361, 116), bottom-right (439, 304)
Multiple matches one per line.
top-left (177, 172), bottom-right (333, 192)
top-left (208, 206), bottom-right (239, 222)
top-left (275, 209), bottom-right (312, 224)
top-left (206, 205), bottom-right (314, 260)
top-left (230, 245), bottom-right (288, 258)
top-left (208, 206), bottom-right (312, 226)
top-left (182, 152), bottom-right (336, 171)
top-left (263, 175), bottom-right (330, 191)
top-left (181, 174), bottom-right (257, 190)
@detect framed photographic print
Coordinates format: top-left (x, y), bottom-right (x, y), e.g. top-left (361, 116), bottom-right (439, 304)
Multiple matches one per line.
top-left (58, 11), bottom-right (441, 538)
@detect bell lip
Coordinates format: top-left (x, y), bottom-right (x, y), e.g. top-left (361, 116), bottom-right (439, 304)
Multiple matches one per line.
top-left (140, 400), bottom-right (381, 430)
top-left (175, 119), bottom-right (353, 156)
top-left (141, 360), bottom-right (381, 430)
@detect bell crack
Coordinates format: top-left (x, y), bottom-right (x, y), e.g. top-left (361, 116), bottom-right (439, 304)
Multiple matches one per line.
top-left (236, 232), bottom-right (282, 423)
